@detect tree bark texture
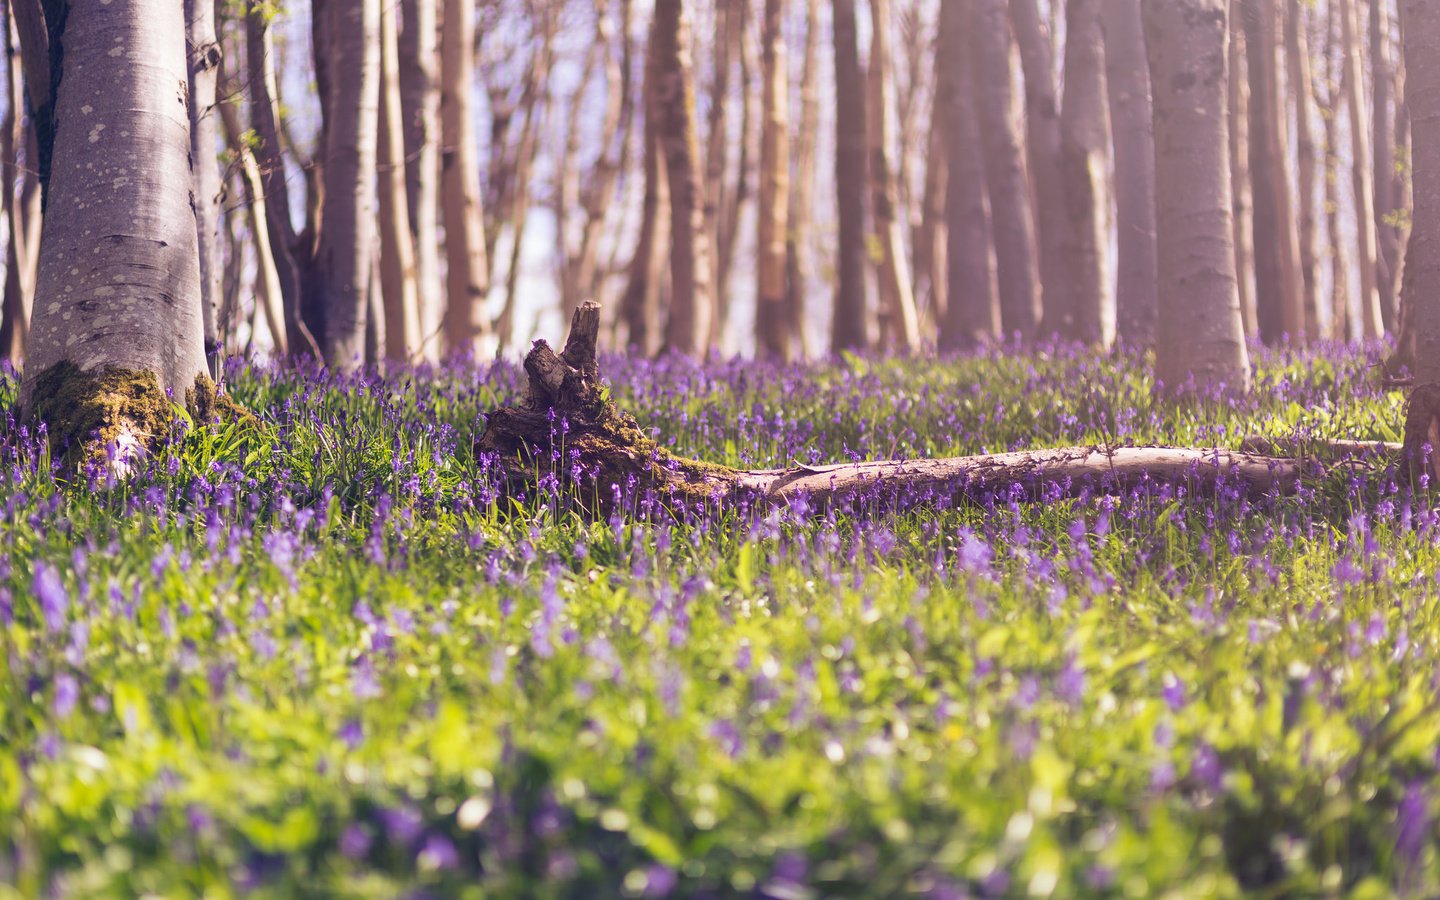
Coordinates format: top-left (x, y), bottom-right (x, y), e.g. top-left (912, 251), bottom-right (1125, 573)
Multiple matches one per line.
top-left (1143, 0), bottom-right (1251, 396)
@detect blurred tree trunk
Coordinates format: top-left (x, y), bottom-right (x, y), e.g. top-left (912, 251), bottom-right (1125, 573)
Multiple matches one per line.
top-left (652, 0), bottom-right (712, 355)
top-left (913, 23), bottom-right (948, 334)
top-left (19, 0), bottom-right (209, 412)
top-left (399, 0), bottom-right (443, 362)
top-left (940, 0), bottom-right (998, 350)
top-left (1287, 0), bottom-right (1322, 338)
top-left (440, 0), bottom-right (492, 356)
top-left (867, 0), bottom-right (920, 352)
top-left (377, 0), bottom-right (420, 363)
top-left (755, 0), bottom-right (790, 360)
top-left (1372, 0), bottom-right (1401, 327)
top-left (1143, 0), bottom-right (1251, 395)
top-left (1242, 0), bottom-right (1305, 344)
top-left (1229, 11), bottom-right (1258, 337)
top-left (185, 0), bottom-right (222, 374)
top-left (702, 0), bottom-right (732, 338)
top-left (784, 0), bottom-right (820, 359)
top-left (1340, 0), bottom-right (1386, 337)
top-left (1319, 0), bottom-right (1354, 340)
top-left (621, 49), bottom-right (667, 358)
top-left (0, 0), bottom-right (29, 364)
top-left (315, 0), bottom-right (380, 371)
top-left (1396, 0), bottom-right (1439, 386)
top-left (717, 0), bottom-right (760, 345)
top-left (1058, 0), bottom-right (1114, 345)
top-left (1103, 0), bottom-right (1157, 347)
top-left (831, 0), bottom-right (869, 352)
top-left (974, 0), bottom-right (1040, 342)
top-left (1009, 0), bottom-right (1066, 337)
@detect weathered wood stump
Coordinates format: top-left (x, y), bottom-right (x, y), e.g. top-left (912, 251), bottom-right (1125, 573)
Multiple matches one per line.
top-left (477, 303), bottom-right (1326, 511)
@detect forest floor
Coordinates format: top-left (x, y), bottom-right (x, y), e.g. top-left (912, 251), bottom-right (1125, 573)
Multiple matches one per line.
top-left (0, 340), bottom-right (1435, 896)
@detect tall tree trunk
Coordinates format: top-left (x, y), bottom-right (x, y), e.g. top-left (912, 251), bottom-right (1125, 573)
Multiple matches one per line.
top-left (784, 0), bottom-right (819, 359)
top-left (1103, 0), bottom-right (1157, 347)
top-left (399, 0), bottom-right (443, 362)
top-left (377, 0), bottom-right (420, 363)
top-left (716, 0), bottom-right (760, 345)
top-left (0, 0), bottom-right (28, 364)
top-left (1398, 0), bottom-right (1440, 384)
top-left (867, 0), bottom-right (920, 352)
top-left (702, 0), bottom-right (732, 339)
top-left (755, 0), bottom-right (790, 360)
top-left (1058, 0), bottom-right (1114, 345)
top-left (1287, 0), bottom-right (1322, 338)
top-left (185, 0), bottom-right (222, 375)
top-left (831, 0), bottom-right (869, 351)
top-left (1143, 0), bottom-right (1251, 395)
top-left (20, 0), bottom-right (208, 417)
top-left (621, 56), bottom-right (667, 358)
top-left (440, 0), bottom-right (492, 356)
top-left (974, 0), bottom-right (1041, 341)
top-left (1340, 0), bottom-right (1386, 337)
top-left (1319, 0), bottom-right (1354, 340)
top-left (913, 24), bottom-right (949, 333)
top-left (1009, 0), bottom-right (1067, 337)
top-left (1372, 0), bottom-right (1401, 327)
top-left (1228, 11), bottom-right (1258, 338)
top-left (940, 0), bottom-right (998, 350)
top-left (315, 0), bottom-right (380, 370)
top-left (1243, 0), bottom-right (1305, 344)
top-left (217, 90), bottom-right (288, 358)
top-left (652, 0), bottom-right (712, 356)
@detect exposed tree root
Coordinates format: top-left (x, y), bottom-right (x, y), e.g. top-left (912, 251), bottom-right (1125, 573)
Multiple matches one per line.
top-left (476, 303), bottom-right (1348, 511)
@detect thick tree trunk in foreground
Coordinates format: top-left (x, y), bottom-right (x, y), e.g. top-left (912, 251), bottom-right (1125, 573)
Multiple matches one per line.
top-left (831, 0), bottom-right (869, 352)
top-left (1399, 0), bottom-right (1440, 389)
top-left (1103, 0), bottom-right (1157, 347)
top-left (1144, 0), bottom-right (1251, 396)
top-left (478, 304), bottom-right (1307, 513)
top-left (440, 0), bottom-right (491, 356)
top-left (21, 0), bottom-right (206, 411)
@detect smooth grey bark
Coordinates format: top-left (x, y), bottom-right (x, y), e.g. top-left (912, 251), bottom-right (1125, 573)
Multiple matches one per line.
top-left (440, 0), bottom-right (492, 355)
top-left (939, 0), bottom-right (998, 350)
top-left (399, 0), bottom-right (443, 362)
top-left (1399, 0), bottom-right (1440, 385)
top-left (1103, 0), bottom-right (1157, 347)
top-left (184, 0), bottom-right (221, 374)
top-left (974, 0), bottom-right (1039, 341)
top-left (20, 0), bottom-right (206, 406)
top-left (831, 0), bottom-right (870, 351)
top-left (1143, 0), bottom-right (1251, 395)
top-left (315, 0), bottom-right (380, 370)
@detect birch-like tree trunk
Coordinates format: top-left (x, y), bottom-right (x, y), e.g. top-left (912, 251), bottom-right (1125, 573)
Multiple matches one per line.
top-left (315, 0), bottom-right (380, 370)
top-left (1398, 0), bottom-right (1440, 384)
top-left (1228, 12), bottom-right (1258, 338)
top-left (1340, 0), bottom-right (1386, 337)
top-left (652, 0), bottom-right (712, 355)
top-left (184, 0), bottom-right (221, 374)
top-left (399, 0), bottom-right (443, 362)
top-left (940, 0), bottom-right (998, 350)
top-left (440, 0), bottom-right (491, 356)
top-left (973, 0), bottom-right (1040, 341)
top-left (1103, 0), bottom-right (1156, 347)
top-left (831, 0), bottom-right (869, 351)
top-left (377, 0), bottom-right (420, 363)
top-left (1009, 0), bottom-right (1067, 337)
top-left (1287, 0), bottom-right (1322, 338)
top-left (754, 0), bottom-right (790, 359)
top-left (1143, 0), bottom-right (1251, 395)
top-left (1242, 0), bottom-right (1305, 344)
top-left (20, 0), bottom-right (207, 412)
top-left (867, 0), bottom-right (919, 352)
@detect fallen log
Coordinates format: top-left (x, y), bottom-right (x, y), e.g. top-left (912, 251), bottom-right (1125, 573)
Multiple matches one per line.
top-left (476, 303), bottom-right (1320, 509)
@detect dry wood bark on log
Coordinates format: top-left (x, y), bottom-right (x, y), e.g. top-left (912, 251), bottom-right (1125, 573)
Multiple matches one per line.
top-left (474, 303), bottom-right (1396, 512)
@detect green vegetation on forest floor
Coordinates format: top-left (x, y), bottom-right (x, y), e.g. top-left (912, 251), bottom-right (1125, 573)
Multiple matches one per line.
top-left (0, 343), bottom-right (1435, 897)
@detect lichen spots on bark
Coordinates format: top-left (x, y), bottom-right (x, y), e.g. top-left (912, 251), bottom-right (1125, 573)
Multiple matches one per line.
top-left (29, 361), bottom-right (174, 473)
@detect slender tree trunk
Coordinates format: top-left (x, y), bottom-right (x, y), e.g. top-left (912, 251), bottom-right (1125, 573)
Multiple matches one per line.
top-left (716, 0), bottom-right (760, 345)
top-left (755, 0), bottom-right (790, 360)
top-left (1340, 0), bottom-right (1385, 337)
top-left (314, 0), bottom-right (380, 370)
top-left (399, 0), bottom-right (443, 362)
top-left (1243, 0), bottom-right (1305, 344)
top-left (832, 0), bottom-right (869, 351)
top-left (1319, 0), bottom-right (1354, 341)
top-left (940, 0), bottom-right (998, 350)
top-left (377, 0), bottom-right (420, 363)
top-left (184, 0), bottom-right (222, 375)
top-left (0, 0), bottom-right (27, 364)
top-left (1229, 11), bottom-right (1258, 338)
top-left (1398, 0), bottom-right (1440, 385)
top-left (867, 0), bottom-right (920, 352)
top-left (784, 0), bottom-right (819, 359)
top-left (217, 94), bottom-right (287, 358)
top-left (440, 0), bottom-right (492, 356)
top-left (1288, 0), bottom-right (1322, 338)
top-left (1143, 0), bottom-right (1251, 395)
top-left (1009, 0), bottom-right (1067, 337)
top-left (20, 0), bottom-right (208, 415)
top-left (621, 58), bottom-right (667, 357)
top-left (1373, 0), bottom-right (1400, 327)
top-left (652, 0), bottom-right (712, 356)
top-left (913, 25), bottom-right (949, 332)
top-left (702, 0), bottom-right (732, 337)
top-left (1058, 0), bottom-right (1114, 345)
top-left (1103, 0), bottom-right (1157, 347)
top-left (974, 0), bottom-right (1041, 341)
